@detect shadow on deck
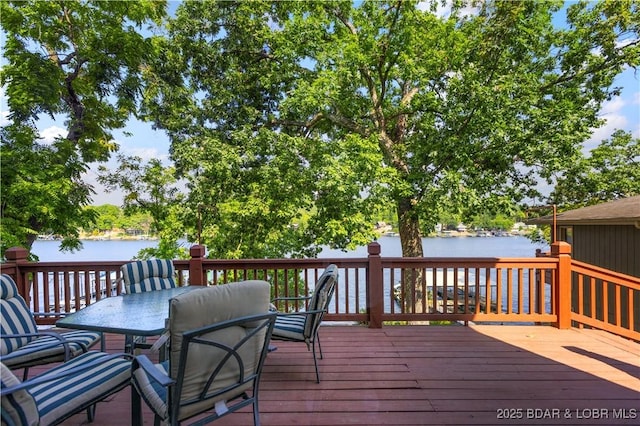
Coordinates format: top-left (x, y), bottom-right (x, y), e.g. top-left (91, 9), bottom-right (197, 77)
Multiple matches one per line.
top-left (30, 325), bottom-right (639, 425)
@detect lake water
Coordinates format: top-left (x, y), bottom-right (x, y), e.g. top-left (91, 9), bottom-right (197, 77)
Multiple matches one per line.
top-left (31, 235), bottom-right (546, 261)
top-left (30, 235), bottom-right (550, 317)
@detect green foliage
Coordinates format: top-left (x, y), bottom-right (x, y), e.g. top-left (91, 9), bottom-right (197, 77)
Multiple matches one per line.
top-left (1, 123), bottom-right (97, 255)
top-left (526, 129), bottom-right (640, 245)
top-left (97, 155), bottom-right (187, 259)
top-left (549, 130), bottom-right (640, 209)
top-left (88, 204), bottom-right (122, 231)
top-left (135, 238), bottom-right (189, 261)
top-left (3, 0), bottom-right (637, 262)
top-left (0, 0), bottom-right (166, 258)
top-left (82, 204), bottom-right (154, 235)
top-left (98, 155), bottom-right (182, 233)
top-left (469, 213), bottom-right (516, 231)
top-left (142, 0), bottom-right (638, 259)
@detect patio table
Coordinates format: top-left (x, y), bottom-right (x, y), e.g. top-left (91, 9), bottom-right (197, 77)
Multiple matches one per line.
top-left (56, 286), bottom-right (197, 353)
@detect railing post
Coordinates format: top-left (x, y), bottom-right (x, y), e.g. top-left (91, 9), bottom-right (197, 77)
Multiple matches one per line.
top-left (3, 246), bottom-right (30, 299)
top-left (367, 242), bottom-right (383, 328)
top-left (189, 245), bottom-right (207, 286)
top-left (551, 241), bottom-right (572, 329)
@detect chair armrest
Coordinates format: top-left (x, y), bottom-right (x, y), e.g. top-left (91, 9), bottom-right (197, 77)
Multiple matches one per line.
top-left (114, 276), bottom-right (124, 292)
top-left (274, 308), bottom-right (325, 317)
top-left (32, 312), bottom-right (66, 318)
top-left (132, 354), bottom-right (174, 388)
top-left (0, 352), bottom-right (133, 396)
top-left (1, 330), bottom-right (72, 361)
top-left (271, 295), bottom-right (313, 312)
top-left (1, 330), bottom-right (67, 341)
top-left (271, 295), bottom-right (312, 302)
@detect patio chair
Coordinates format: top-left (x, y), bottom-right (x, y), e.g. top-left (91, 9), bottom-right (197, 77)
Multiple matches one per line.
top-left (1, 350), bottom-right (132, 426)
top-left (120, 259), bottom-right (178, 352)
top-left (270, 264), bottom-right (339, 383)
top-left (120, 259), bottom-right (177, 294)
top-left (0, 274), bottom-right (102, 380)
top-left (131, 280), bottom-right (276, 426)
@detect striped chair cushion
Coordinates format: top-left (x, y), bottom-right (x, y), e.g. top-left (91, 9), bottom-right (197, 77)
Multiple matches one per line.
top-left (272, 314), bottom-right (306, 342)
top-left (30, 351), bottom-right (132, 425)
top-left (1, 274), bottom-right (38, 355)
top-left (303, 272), bottom-right (333, 337)
top-left (1, 363), bottom-right (39, 426)
top-left (132, 360), bottom-right (170, 419)
top-left (1, 330), bottom-right (102, 369)
top-left (121, 260), bottom-right (177, 294)
top-left (271, 265), bottom-right (337, 343)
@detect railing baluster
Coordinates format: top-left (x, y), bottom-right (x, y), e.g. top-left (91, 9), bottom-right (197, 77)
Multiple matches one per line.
top-left (518, 269), bottom-right (524, 315)
top-left (506, 268), bottom-right (513, 315)
top-left (590, 276), bottom-right (596, 319)
top-left (496, 268), bottom-right (503, 314)
top-left (627, 287), bottom-right (634, 331)
top-left (485, 268), bottom-right (491, 314)
top-left (615, 283), bottom-right (621, 326)
top-left (4, 242), bottom-right (637, 339)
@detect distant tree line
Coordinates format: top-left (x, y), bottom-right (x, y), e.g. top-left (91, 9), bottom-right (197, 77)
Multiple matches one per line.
top-left (81, 205), bottom-right (153, 236)
top-left (84, 204), bottom-right (526, 237)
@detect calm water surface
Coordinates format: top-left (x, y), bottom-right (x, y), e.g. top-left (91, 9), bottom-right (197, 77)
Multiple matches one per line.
top-left (31, 236), bottom-right (550, 315)
top-left (31, 235), bottom-right (546, 262)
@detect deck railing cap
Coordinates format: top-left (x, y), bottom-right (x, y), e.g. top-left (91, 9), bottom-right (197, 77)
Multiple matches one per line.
top-left (551, 241), bottom-right (571, 255)
top-left (368, 241), bottom-right (381, 255)
top-left (5, 246), bottom-right (29, 262)
top-left (189, 244), bottom-right (206, 258)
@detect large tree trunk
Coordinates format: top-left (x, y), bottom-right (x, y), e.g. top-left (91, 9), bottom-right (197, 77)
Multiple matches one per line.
top-left (397, 197), bottom-right (426, 314)
top-left (397, 197), bottom-right (423, 258)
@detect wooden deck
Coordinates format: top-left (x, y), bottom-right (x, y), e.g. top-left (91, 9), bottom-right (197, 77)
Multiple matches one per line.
top-left (30, 325), bottom-right (639, 425)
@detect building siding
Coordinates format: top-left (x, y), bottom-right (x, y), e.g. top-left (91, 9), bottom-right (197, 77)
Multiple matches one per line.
top-left (570, 225), bottom-right (639, 331)
top-left (572, 224), bottom-right (640, 278)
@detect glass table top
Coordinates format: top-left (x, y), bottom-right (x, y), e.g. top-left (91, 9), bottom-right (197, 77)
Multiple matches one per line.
top-left (56, 286), bottom-right (197, 336)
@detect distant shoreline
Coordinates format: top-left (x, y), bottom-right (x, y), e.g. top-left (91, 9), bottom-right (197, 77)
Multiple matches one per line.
top-left (38, 231), bottom-right (530, 242)
top-left (80, 235), bottom-right (158, 241)
top-left (37, 235), bottom-right (159, 241)
top-left (33, 234), bottom-right (543, 261)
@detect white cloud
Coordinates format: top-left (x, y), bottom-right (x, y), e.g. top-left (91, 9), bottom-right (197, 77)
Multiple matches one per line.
top-left (600, 96), bottom-right (625, 115)
top-left (1, 86), bottom-right (10, 126)
top-left (0, 109), bottom-right (9, 127)
top-left (417, 0), bottom-right (478, 19)
top-left (125, 147), bottom-right (170, 163)
top-left (583, 96), bottom-right (632, 153)
top-left (39, 126), bottom-right (66, 144)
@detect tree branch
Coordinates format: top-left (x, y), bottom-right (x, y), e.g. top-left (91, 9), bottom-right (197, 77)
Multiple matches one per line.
top-left (541, 39), bottom-right (639, 92)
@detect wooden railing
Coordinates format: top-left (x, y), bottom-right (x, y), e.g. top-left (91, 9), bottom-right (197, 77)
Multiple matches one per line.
top-left (570, 259), bottom-right (640, 341)
top-left (2, 242), bottom-right (638, 341)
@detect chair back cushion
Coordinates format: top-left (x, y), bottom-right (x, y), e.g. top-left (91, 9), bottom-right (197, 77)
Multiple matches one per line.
top-left (168, 280), bottom-right (270, 420)
top-left (121, 260), bottom-right (177, 294)
top-left (303, 265), bottom-right (338, 337)
top-left (1, 274), bottom-right (38, 356)
top-left (1, 362), bottom-right (39, 426)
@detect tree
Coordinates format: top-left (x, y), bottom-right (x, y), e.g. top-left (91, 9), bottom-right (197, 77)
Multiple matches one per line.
top-left (469, 212), bottom-right (516, 232)
top-left (0, 0), bottom-right (166, 257)
top-left (144, 0), bottom-right (638, 263)
top-left (88, 204), bottom-right (122, 232)
top-left (97, 155), bottom-right (188, 259)
top-left (549, 130), bottom-right (640, 209)
top-left (98, 155), bottom-right (181, 234)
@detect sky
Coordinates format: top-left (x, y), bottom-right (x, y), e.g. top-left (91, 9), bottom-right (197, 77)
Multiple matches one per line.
top-left (1, 2), bottom-right (639, 207)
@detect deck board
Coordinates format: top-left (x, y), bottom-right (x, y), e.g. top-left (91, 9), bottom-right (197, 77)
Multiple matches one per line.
top-left (25, 325), bottom-right (639, 425)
